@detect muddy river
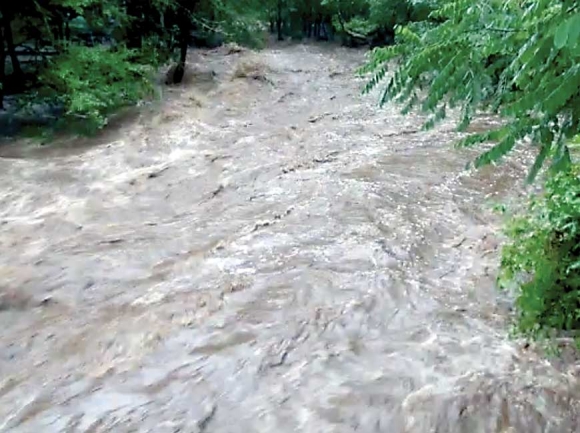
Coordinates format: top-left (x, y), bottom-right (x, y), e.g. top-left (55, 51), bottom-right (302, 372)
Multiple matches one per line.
top-left (0, 43), bottom-right (579, 432)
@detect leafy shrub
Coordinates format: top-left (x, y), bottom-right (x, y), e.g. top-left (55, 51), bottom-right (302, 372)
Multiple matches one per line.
top-left (499, 164), bottom-right (580, 341)
top-left (368, 0), bottom-right (410, 29)
top-left (360, 0), bottom-right (580, 181)
top-left (340, 16), bottom-right (379, 36)
top-left (197, 0), bottom-right (266, 49)
top-left (39, 45), bottom-right (155, 132)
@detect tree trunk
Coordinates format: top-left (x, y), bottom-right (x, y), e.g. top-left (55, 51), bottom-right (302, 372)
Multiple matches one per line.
top-left (336, 11), bottom-right (346, 33)
top-left (0, 24), bottom-right (5, 110)
top-left (276, 1), bottom-right (283, 41)
top-left (314, 15), bottom-right (321, 39)
top-left (324, 16), bottom-right (334, 41)
top-left (50, 10), bottom-right (66, 49)
top-left (172, 19), bottom-right (189, 84)
top-left (64, 18), bottom-right (70, 41)
top-left (179, 26), bottom-right (188, 65)
top-left (2, 14), bottom-right (22, 79)
top-left (125, 0), bottom-right (143, 49)
top-left (52, 14), bottom-right (63, 41)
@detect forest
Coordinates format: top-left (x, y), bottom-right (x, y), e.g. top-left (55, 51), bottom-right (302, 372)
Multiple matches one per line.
top-left (2, 0), bottom-right (580, 346)
top-left (0, 0), bottom-right (430, 133)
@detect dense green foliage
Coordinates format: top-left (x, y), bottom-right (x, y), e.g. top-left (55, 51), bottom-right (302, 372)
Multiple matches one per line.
top-left (1, 0), bottom-right (430, 132)
top-left (362, 0), bottom-right (580, 181)
top-left (499, 164), bottom-right (580, 342)
top-left (0, 0), bottom-right (265, 131)
top-left (269, 0), bottom-right (431, 46)
top-left (40, 45), bottom-right (154, 131)
top-left (361, 0), bottom-right (580, 343)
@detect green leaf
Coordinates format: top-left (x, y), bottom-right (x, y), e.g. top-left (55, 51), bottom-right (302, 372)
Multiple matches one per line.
top-left (551, 145), bottom-right (572, 173)
top-left (568, 15), bottom-right (580, 48)
top-left (554, 19), bottom-right (570, 49)
top-left (474, 135), bottom-right (516, 168)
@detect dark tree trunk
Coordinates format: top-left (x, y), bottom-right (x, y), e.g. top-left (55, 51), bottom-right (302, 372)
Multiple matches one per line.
top-left (52, 14), bottom-right (63, 41)
top-left (172, 18), bottom-right (189, 84)
top-left (179, 27), bottom-right (188, 65)
top-left (49, 9), bottom-right (67, 49)
top-left (2, 14), bottom-right (22, 79)
top-left (0, 24), bottom-right (5, 110)
top-left (324, 16), bottom-right (333, 41)
top-left (64, 18), bottom-right (70, 41)
top-left (314, 14), bottom-right (321, 39)
top-left (125, 0), bottom-right (143, 49)
top-left (276, 19), bottom-right (283, 41)
top-left (301, 12), bottom-right (310, 38)
top-left (166, 0), bottom-right (200, 84)
top-left (276, 0), bottom-right (283, 41)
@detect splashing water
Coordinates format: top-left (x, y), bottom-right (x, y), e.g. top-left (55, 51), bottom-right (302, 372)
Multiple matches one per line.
top-left (0, 43), bottom-right (578, 433)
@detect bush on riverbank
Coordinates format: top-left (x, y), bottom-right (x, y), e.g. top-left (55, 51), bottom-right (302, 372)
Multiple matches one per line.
top-left (499, 165), bottom-right (580, 343)
top-left (1, 0), bottom-right (428, 137)
top-left (39, 46), bottom-right (155, 133)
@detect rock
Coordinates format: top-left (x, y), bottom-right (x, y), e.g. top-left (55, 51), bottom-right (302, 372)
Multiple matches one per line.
top-left (38, 296), bottom-right (55, 307)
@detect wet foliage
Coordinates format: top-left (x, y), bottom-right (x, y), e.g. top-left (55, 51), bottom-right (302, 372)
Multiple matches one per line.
top-left (500, 164), bottom-right (580, 344)
top-left (39, 45), bottom-right (155, 132)
top-left (362, 0), bottom-right (580, 180)
top-left (0, 0), bottom-right (267, 132)
top-left (361, 0), bottom-right (580, 344)
top-left (0, 0), bottom-right (431, 133)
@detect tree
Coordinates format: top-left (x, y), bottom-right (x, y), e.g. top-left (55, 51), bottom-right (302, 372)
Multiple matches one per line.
top-left (361, 0), bottom-right (580, 343)
top-left (259, 0), bottom-right (423, 45)
top-left (362, 0), bottom-right (580, 181)
top-left (0, 9), bottom-right (24, 80)
top-left (0, 0), bottom-right (265, 129)
top-left (1, 0), bottom-right (422, 131)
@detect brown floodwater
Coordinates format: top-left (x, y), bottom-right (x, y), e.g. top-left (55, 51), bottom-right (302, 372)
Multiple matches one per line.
top-left (0, 43), bottom-right (579, 433)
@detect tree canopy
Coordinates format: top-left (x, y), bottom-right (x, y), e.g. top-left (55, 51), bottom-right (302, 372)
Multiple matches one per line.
top-left (362, 0), bottom-right (580, 181)
top-left (1, 0), bottom-right (433, 132)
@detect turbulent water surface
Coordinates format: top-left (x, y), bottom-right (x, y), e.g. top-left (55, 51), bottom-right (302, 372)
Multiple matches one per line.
top-left (0, 43), bottom-right (579, 433)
